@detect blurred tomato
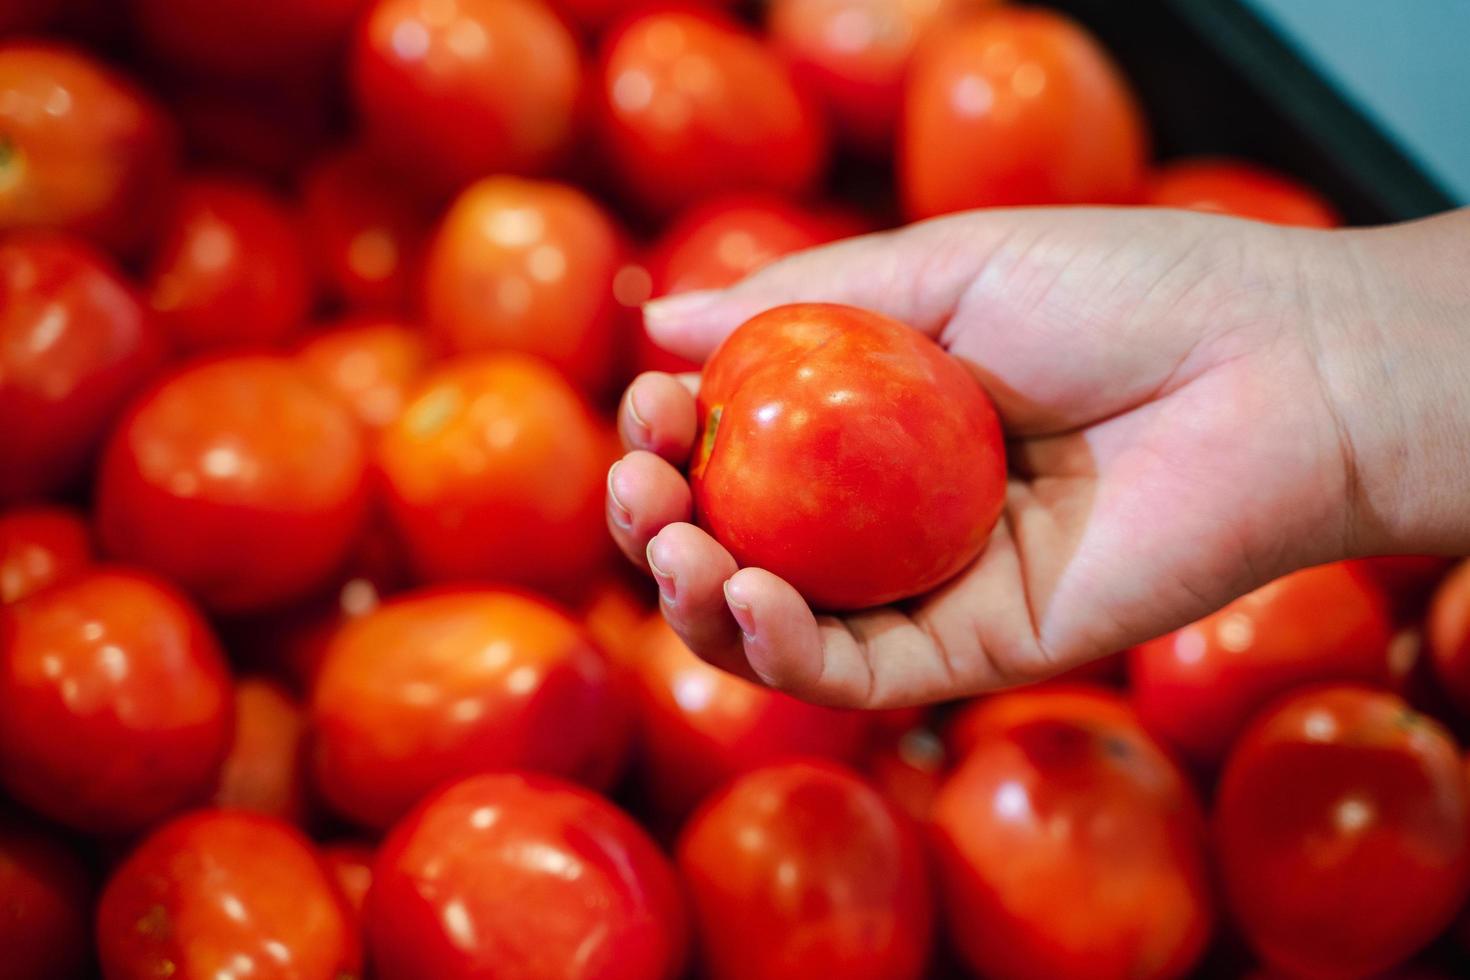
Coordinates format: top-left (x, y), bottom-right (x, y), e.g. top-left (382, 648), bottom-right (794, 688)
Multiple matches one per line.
top-left (1145, 158), bottom-right (1339, 227)
top-left (97, 810), bottom-right (361, 980)
top-left (224, 572), bottom-right (385, 693)
top-left (211, 677), bottom-right (308, 824)
top-left (1216, 686), bottom-right (1470, 977)
top-left (1130, 562), bottom-right (1400, 767)
top-left (0, 42), bottom-right (176, 254)
top-left (900, 8), bottom-right (1146, 218)
top-left (0, 568), bottom-right (233, 834)
top-left (424, 177), bottom-right (629, 394)
top-left (369, 772), bottom-right (688, 980)
top-left (596, 9), bottom-right (827, 216)
top-left (0, 233), bottom-right (167, 504)
top-left (0, 811), bottom-right (90, 980)
top-left (578, 571), bottom-right (653, 664)
top-left (321, 841), bottom-right (374, 925)
top-left (294, 316), bottom-right (429, 431)
top-left (0, 504), bottom-right (91, 603)
top-left (864, 725), bottom-right (946, 821)
top-left (132, 0), bottom-right (368, 78)
top-left (145, 177), bottom-right (312, 353)
top-left (1429, 561), bottom-right (1470, 717)
top-left (946, 684), bottom-right (1140, 761)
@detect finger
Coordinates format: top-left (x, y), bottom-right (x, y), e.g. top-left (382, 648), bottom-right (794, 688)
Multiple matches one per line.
top-left (606, 451), bottom-right (692, 570)
top-left (617, 372), bottom-right (698, 462)
top-left (645, 522), bottom-right (754, 680)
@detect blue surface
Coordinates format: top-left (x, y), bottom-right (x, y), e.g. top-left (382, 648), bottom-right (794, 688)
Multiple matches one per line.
top-left (1244, 0), bottom-right (1470, 205)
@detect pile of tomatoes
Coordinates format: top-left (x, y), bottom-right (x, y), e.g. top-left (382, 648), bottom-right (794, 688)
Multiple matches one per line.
top-left (1, 1), bottom-right (1463, 978)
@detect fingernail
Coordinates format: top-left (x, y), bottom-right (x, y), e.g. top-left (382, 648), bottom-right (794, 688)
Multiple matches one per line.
top-left (723, 579), bottom-right (755, 640)
top-left (646, 539), bottom-right (676, 603)
top-left (642, 289), bottom-right (721, 329)
top-left (624, 385), bottom-right (651, 447)
top-left (606, 462), bottom-right (631, 529)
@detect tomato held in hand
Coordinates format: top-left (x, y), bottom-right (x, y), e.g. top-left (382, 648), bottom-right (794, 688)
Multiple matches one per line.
top-left (1428, 561), bottom-right (1470, 717)
top-left (693, 303), bottom-right (1005, 610)
top-left (211, 677), bottom-right (308, 824)
top-left (0, 504), bottom-right (91, 604)
top-left (900, 8), bottom-right (1146, 219)
top-left (932, 697), bottom-right (1213, 980)
top-left (1129, 562), bottom-right (1400, 768)
top-left (97, 810), bottom-right (361, 980)
top-left (1215, 686), bottom-right (1470, 978)
top-left (1144, 158), bottom-right (1340, 228)
top-left (294, 316), bottom-right (429, 432)
top-left (368, 773), bottom-right (687, 980)
top-left (0, 568), bottom-right (233, 834)
top-left (97, 355), bottom-right (370, 613)
top-left (132, 0), bottom-right (367, 79)
top-left (0, 811), bottom-right (91, 980)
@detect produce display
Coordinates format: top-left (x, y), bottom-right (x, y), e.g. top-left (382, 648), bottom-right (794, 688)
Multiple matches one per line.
top-left (0, 2), bottom-right (1465, 979)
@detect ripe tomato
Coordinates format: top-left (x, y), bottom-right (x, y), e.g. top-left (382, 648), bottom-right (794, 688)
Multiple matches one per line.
top-left (1215, 686), bottom-right (1470, 977)
top-left (900, 8), bottom-right (1146, 218)
top-left (423, 177), bottom-right (629, 395)
top-left (0, 568), bottom-right (233, 834)
top-left (932, 698), bottom-right (1213, 980)
top-left (0, 811), bottom-right (90, 980)
top-left (0, 233), bottom-right (167, 504)
top-left (145, 177), bottom-right (313, 352)
top-left (368, 772), bottom-right (688, 980)
top-left (97, 810), bottom-right (361, 980)
top-left (211, 677), bottom-right (308, 824)
top-left (0, 42), bottom-right (176, 254)
top-left (1129, 563), bottom-right (1400, 768)
top-left (97, 355), bottom-right (370, 613)
top-left (577, 572), bottom-right (654, 664)
top-left (0, 504), bottom-right (91, 604)
top-left (945, 684), bottom-right (1140, 761)
top-left (596, 9), bottom-right (827, 216)
top-left (693, 303), bottom-right (1005, 609)
top-left (294, 316), bottom-right (429, 431)
top-left (352, 0), bottom-right (582, 193)
top-left (1428, 561), bottom-right (1470, 717)
top-left (863, 724), bottom-right (946, 821)
top-left (1145, 158), bottom-right (1339, 227)
top-left (132, 0), bottom-right (367, 78)
top-left (376, 353), bottom-right (612, 593)
top-left (321, 841), bottom-right (375, 925)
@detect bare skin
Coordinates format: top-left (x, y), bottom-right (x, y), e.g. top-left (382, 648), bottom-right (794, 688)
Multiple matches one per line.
top-left (607, 206), bottom-right (1470, 709)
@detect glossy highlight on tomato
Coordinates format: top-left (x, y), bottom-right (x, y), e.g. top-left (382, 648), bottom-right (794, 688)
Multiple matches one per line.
top-left (1145, 157), bottom-right (1340, 227)
top-left (0, 504), bottom-right (91, 604)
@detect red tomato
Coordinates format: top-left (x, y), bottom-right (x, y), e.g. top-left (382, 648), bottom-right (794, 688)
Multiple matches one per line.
top-left (97, 810), bottom-right (361, 980)
top-left (311, 587), bottom-right (629, 829)
top-left (0, 811), bottom-right (90, 980)
top-left (294, 316), bottom-right (429, 431)
top-left (376, 353), bottom-right (612, 593)
top-left (863, 725), bottom-right (946, 821)
top-left (1130, 563), bottom-right (1400, 768)
top-left (0, 43), bottom-right (176, 254)
top-left (678, 760), bottom-right (932, 980)
top-left (0, 233), bottom-right (167, 504)
top-left (211, 677), bottom-right (308, 824)
top-left (368, 772), bottom-right (688, 980)
top-left (352, 0), bottom-right (582, 193)
top-left (423, 177), bottom-right (629, 395)
top-left (320, 841), bottom-right (375, 926)
top-left (596, 9), bottom-right (828, 216)
top-left (132, 0), bottom-right (368, 78)
top-left (693, 303), bottom-right (1005, 609)
top-left (0, 568), bottom-right (233, 834)
top-left (946, 684), bottom-right (1141, 761)
top-left (1429, 561), bottom-right (1470, 717)
top-left (900, 8), bottom-right (1146, 218)
top-left (1215, 686), bottom-right (1470, 977)
top-left (97, 355), bottom-right (370, 613)
top-left (577, 572), bottom-right (653, 664)
top-left (932, 698), bottom-right (1213, 980)
top-left (1145, 158), bottom-right (1339, 227)
top-left (145, 177), bottom-right (313, 353)
top-left (0, 504), bottom-right (91, 604)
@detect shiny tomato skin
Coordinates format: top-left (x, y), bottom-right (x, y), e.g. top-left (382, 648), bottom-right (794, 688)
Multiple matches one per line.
top-left (352, 0), bottom-right (582, 193)
top-left (932, 703), bottom-right (1213, 980)
top-left (423, 177), bottom-right (629, 395)
top-left (946, 684), bottom-right (1141, 762)
top-left (1215, 686), bottom-right (1470, 978)
top-left (320, 841), bottom-right (374, 925)
top-left (311, 586), bottom-right (630, 829)
top-left (0, 504), bottom-right (91, 604)
top-left (0, 811), bottom-right (91, 980)
top-left (1428, 561), bottom-right (1470, 717)
top-left (1129, 563), bottom-right (1400, 768)
top-left (0, 43), bottom-right (176, 255)
top-left (97, 810), bottom-right (361, 980)
top-left (596, 9), bottom-right (828, 216)
top-left (1145, 158), bottom-right (1339, 228)
top-left (96, 355), bottom-right (370, 613)
top-left (376, 353), bottom-right (612, 593)
top-left (0, 233), bottom-right (167, 504)
top-left (132, 0), bottom-right (368, 79)
top-left (145, 177), bottom-right (313, 353)
top-left (677, 760), bottom-right (932, 980)
top-left (294, 316), bottom-right (429, 432)
top-left (211, 677), bottom-right (308, 824)
top-left (0, 567), bottom-right (233, 834)
top-left (900, 8), bottom-right (1146, 219)
top-left (368, 772), bottom-right (688, 980)
top-left (693, 302), bottom-right (1005, 610)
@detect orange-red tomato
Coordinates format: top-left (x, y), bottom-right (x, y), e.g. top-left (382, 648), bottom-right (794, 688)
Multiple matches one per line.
top-left (423, 177), bottom-right (629, 394)
top-left (1145, 158), bottom-right (1340, 227)
top-left (0, 811), bottom-right (90, 980)
top-left (577, 572), bottom-right (653, 664)
top-left (0, 233), bottom-right (167, 504)
top-left (945, 684), bottom-right (1139, 761)
top-left (1129, 563), bottom-right (1400, 768)
top-left (352, 0), bottom-right (582, 193)
top-left (0, 568), bottom-right (233, 834)
top-left (678, 760), bottom-right (932, 980)
top-left (368, 773), bottom-right (688, 980)
top-left (900, 8), bottom-right (1146, 218)
top-left (376, 353), bottom-right (612, 593)
top-left (131, 0), bottom-right (368, 78)
top-left (1215, 686), bottom-right (1470, 978)
top-left (932, 695), bottom-right (1213, 980)
top-left (97, 810), bottom-right (361, 980)
top-left (294, 316), bottom-right (429, 432)
top-left (596, 9), bottom-right (828, 216)
top-left (1428, 561), bottom-right (1470, 717)
top-left (211, 677), bottom-right (308, 824)
top-left (145, 177), bottom-right (313, 353)
top-left (97, 355), bottom-right (370, 613)
top-left (0, 505), bottom-right (90, 604)
top-left (693, 303), bottom-right (1005, 609)
top-left (0, 42), bottom-right (176, 254)
top-left (321, 841), bottom-right (375, 926)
